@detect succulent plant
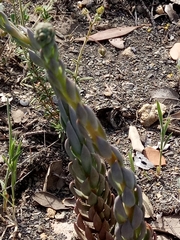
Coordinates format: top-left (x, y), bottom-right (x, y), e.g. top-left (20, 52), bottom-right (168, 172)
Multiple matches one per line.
top-left (0, 13), bottom-right (155, 240)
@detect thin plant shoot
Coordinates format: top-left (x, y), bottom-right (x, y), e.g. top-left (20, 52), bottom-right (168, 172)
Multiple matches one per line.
top-left (156, 101), bottom-right (172, 175)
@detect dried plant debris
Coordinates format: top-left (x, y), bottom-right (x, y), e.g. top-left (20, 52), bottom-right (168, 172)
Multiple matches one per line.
top-left (96, 105), bottom-right (136, 130)
top-left (62, 197), bottom-right (76, 208)
top-left (166, 119), bottom-right (180, 135)
top-left (164, 3), bottom-right (179, 22)
top-left (43, 160), bottom-right (65, 192)
top-left (150, 88), bottom-right (179, 105)
top-left (167, 109), bottom-right (180, 134)
top-left (96, 107), bottom-right (125, 129)
top-left (134, 151), bottom-right (154, 170)
top-left (75, 26), bottom-right (141, 41)
top-left (33, 191), bottom-right (68, 210)
top-left (142, 192), bottom-right (154, 218)
top-left (109, 38), bottom-right (125, 49)
top-left (155, 2), bottom-right (180, 23)
top-left (150, 87), bottom-right (179, 105)
top-left (170, 110), bottom-right (180, 119)
top-left (152, 216), bottom-right (180, 239)
top-left (143, 147), bottom-right (166, 166)
top-left (128, 126), bottom-right (144, 152)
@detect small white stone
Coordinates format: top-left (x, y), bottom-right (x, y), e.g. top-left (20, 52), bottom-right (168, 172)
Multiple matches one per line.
top-left (46, 208), bottom-right (56, 219)
top-left (122, 47), bottom-right (136, 58)
top-left (55, 212), bottom-right (66, 220)
top-left (138, 103), bottom-right (166, 127)
top-left (20, 99), bottom-right (29, 106)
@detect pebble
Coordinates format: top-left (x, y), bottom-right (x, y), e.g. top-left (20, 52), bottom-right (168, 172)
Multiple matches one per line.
top-left (40, 233), bottom-right (48, 240)
top-left (122, 82), bottom-right (134, 90)
top-left (95, 71), bottom-right (100, 76)
top-left (122, 47), bottom-right (136, 58)
top-left (147, 73), bottom-right (154, 79)
top-left (55, 212), bottom-right (66, 220)
top-left (164, 151), bottom-right (174, 156)
top-left (131, 47), bottom-right (137, 53)
top-left (46, 208), bottom-right (56, 219)
top-left (20, 99), bottom-right (29, 106)
top-left (80, 0), bottom-right (95, 8)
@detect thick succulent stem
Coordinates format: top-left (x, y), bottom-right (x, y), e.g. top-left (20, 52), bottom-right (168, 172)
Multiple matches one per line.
top-left (0, 14), bottom-right (154, 240)
top-left (33, 22), bottom-right (153, 240)
top-left (58, 99), bottom-right (116, 239)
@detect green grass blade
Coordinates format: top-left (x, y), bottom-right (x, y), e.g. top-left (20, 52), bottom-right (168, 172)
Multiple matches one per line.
top-left (156, 101), bottom-right (163, 128)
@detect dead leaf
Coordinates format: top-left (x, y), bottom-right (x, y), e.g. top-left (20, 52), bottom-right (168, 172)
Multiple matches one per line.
top-left (142, 192), bottom-right (154, 218)
top-left (143, 147), bottom-right (166, 166)
top-left (166, 110), bottom-right (180, 135)
top-left (170, 42), bottom-right (180, 60)
top-left (166, 119), bottom-right (180, 135)
top-left (154, 13), bottom-right (167, 20)
top-left (75, 26), bottom-right (141, 42)
top-left (128, 126), bottom-right (144, 152)
top-left (109, 38), bottom-right (125, 49)
top-left (62, 197), bottom-right (76, 208)
top-left (150, 87), bottom-right (179, 105)
top-left (32, 191), bottom-right (68, 210)
top-left (11, 109), bottom-right (25, 124)
top-left (170, 110), bottom-right (180, 119)
top-left (43, 160), bottom-right (65, 192)
top-left (134, 151), bottom-right (154, 170)
top-left (151, 216), bottom-right (180, 239)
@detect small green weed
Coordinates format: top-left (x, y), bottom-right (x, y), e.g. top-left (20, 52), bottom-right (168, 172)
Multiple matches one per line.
top-left (10, 0), bottom-right (29, 26)
top-left (25, 64), bottom-right (63, 136)
top-left (35, 0), bottom-right (54, 21)
top-left (156, 101), bottom-right (172, 175)
top-left (69, 6), bottom-right (105, 84)
top-left (128, 149), bottom-right (135, 173)
top-left (0, 99), bottom-right (21, 220)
